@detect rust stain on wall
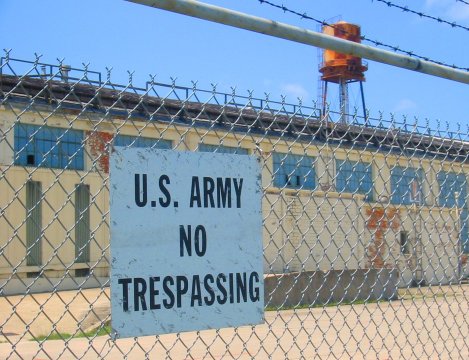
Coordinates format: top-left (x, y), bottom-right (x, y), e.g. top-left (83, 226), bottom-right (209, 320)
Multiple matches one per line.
top-left (87, 131), bottom-right (113, 173)
top-left (461, 254), bottom-right (468, 266)
top-left (365, 207), bottom-right (400, 269)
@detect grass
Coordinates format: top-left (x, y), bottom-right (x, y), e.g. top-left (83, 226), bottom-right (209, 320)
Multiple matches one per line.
top-left (34, 325), bottom-right (111, 342)
top-left (33, 291), bottom-right (453, 341)
top-left (266, 287), bottom-right (462, 312)
top-left (265, 299), bottom-right (376, 312)
top-left (32, 302), bottom-right (372, 340)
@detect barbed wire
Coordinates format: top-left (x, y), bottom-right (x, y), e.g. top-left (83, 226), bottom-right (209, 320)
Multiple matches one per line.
top-left (257, 0), bottom-right (469, 72)
top-left (373, 0), bottom-right (469, 32)
top-left (456, 0), bottom-right (469, 5)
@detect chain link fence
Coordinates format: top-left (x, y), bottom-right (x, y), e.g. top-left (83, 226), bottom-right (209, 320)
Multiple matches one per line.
top-left (1, 53), bottom-right (469, 359)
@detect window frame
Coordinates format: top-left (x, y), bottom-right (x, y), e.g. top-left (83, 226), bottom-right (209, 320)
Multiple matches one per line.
top-left (113, 134), bottom-right (172, 149)
top-left (390, 166), bottom-right (424, 205)
top-left (438, 171), bottom-right (469, 253)
top-left (14, 123), bottom-right (84, 170)
top-left (198, 144), bottom-right (248, 155)
top-left (335, 159), bottom-right (373, 200)
top-left (400, 231), bottom-right (410, 255)
top-left (272, 152), bottom-right (315, 190)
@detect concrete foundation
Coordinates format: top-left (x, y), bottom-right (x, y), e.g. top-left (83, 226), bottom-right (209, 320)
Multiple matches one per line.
top-left (264, 269), bottom-right (399, 307)
top-left (0, 277), bottom-right (109, 296)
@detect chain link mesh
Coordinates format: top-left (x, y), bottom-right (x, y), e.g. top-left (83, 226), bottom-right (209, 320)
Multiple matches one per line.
top-left (1, 53), bottom-right (469, 359)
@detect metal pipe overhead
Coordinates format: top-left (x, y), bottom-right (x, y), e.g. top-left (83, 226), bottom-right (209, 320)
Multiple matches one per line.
top-left (126, 0), bottom-right (469, 84)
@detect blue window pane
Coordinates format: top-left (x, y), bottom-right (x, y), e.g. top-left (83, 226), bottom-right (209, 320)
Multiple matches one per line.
top-left (438, 171), bottom-right (468, 251)
top-left (462, 208), bottom-right (469, 253)
top-left (14, 123), bottom-right (84, 170)
top-left (273, 153), bottom-right (315, 190)
top-left (336, 159), bottom-right (373, 200)
top-left (391, 166), bottom-right (423, 205)
top-left (199, 144), bottom-right (248, 155)
top-left (438, 172), bottom-right (467, 207)
top-left (114, 135), bottom-right (172, 149)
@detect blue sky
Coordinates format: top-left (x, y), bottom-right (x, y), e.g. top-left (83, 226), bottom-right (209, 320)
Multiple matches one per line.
top-left (1, 0), bottom-right (468, 131)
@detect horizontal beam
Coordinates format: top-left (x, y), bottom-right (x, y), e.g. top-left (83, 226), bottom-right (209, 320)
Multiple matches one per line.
top-left (126, 0), bottom-right (469, 84)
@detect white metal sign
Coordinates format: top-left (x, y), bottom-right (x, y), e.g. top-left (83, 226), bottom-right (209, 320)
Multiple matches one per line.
top-left (110, 148), bottom-right (264, 338)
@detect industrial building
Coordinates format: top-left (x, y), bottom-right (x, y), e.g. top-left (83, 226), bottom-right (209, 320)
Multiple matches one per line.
top-left (1, 62), bottom-right (468, 296)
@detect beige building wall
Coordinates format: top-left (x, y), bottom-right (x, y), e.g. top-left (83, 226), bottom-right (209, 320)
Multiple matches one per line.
top-left (386, 207), bottom-right (459, 286)
top-left (263, 192), bottom-right (366, 273)
top-left (0, 106), bottom-right (467, 293)
top-left (0, 167), bottom-right (109, 279)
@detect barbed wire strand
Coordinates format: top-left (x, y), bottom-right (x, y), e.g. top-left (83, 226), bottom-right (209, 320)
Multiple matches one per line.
top-left (257, 0), bottom-right (469, 72)
top-left (456, 0), bottom-right (469, 6)
top-left (373, 0), bottom-right (469, 32)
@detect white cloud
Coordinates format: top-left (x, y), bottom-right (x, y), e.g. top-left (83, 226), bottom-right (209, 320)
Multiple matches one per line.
top-left (425, 0), bottom-right (452, 9)
top-left (424, 0), bottom-right (469, 22)
top-left (446, 4), bottom-right (469, 21)
top-left (393, 99), bottom-right (417, 113)
top-left (263, 79), bottom-right (273, 87)
top-left (280, 83), bottom-right (309, 100)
